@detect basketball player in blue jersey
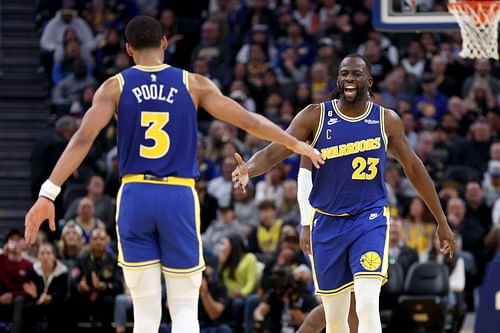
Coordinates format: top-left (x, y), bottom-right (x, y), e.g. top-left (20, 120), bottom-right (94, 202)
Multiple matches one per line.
top-left (232, 54), bottom-right (455, 333)
top-left (24, 16), bottom-right (324, 333)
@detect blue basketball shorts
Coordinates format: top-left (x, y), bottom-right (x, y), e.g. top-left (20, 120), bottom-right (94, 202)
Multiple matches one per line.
top-left (309, 206), bottom-right (389, 296)
top-left (115, 175), bottom-right (205, 276)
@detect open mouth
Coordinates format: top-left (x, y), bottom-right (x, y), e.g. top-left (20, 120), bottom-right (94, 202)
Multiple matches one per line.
top-left (344, 86), bottom-right (357, 99)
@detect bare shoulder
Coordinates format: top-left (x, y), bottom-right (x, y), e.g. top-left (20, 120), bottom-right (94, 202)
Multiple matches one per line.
top-left (383, 107), bottom-right (404, 137)
top-left (187, 72), bottom-right (221, 107)
top-left (95, 75), bottom-right (121, 102)
top-left (288, 103), bottom-right (322, 139)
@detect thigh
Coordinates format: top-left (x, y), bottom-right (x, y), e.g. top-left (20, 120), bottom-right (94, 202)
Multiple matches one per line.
top-left (349, 207), bottom-right (389, 281)
top-left (158, 185), bottom-right (204, 275)
top-left (311, 212), bottom-right (354, 295)
top-left (116, 182), bottom-right (161, 269)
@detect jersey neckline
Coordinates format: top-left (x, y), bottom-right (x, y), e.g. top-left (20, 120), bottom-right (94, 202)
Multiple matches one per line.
top-left (332, 99), bottom-right (373, 122)
top-left (133, 64), bottom-right (170, 72)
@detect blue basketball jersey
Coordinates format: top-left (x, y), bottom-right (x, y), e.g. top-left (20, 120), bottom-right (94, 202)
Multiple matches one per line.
top-left (116, 64), bottom-right (198, 178)
top-left (310, 100), bottom-right (388, 215)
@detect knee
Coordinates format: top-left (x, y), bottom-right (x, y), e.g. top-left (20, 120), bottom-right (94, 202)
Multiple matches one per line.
top-left (355, 294), bottom-right (378, 317)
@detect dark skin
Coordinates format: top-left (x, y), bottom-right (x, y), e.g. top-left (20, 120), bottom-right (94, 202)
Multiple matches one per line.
top-left (232, 56), bottom-right (455, 258)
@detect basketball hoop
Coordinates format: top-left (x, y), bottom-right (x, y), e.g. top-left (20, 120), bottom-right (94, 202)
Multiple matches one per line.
top-left (448, 0), bottom-right (500, 60)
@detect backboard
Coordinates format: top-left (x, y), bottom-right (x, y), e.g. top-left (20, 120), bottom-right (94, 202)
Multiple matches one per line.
top-left (372, 0), bottom-right (459, 31)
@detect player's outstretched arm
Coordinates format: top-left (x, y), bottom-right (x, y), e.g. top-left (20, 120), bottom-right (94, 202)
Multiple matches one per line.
top-left (384, 109), bottom-right (455, 258)
top-left (25, 77), bottom-right (118, 243)
top-left (190, 73), bottom-right (323, 169)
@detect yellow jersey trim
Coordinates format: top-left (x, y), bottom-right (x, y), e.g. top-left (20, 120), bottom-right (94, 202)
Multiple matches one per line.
top-left (133, 64), bottom-right (170, 72)
top-left (332, 99), bottom-right (373, 122)
top-left (310, 102), bottom-right (325, 147)
top-left (182, 70), bottom-right (190, 91)
top-left (381, 206), bottom-right (390, 275)
top-left (115, 73), bottom-right (124, 93)
top-left (122, 174), bottom-right (195, 188)
top-left (190, 187), bottom-right (204, 268)
top-left (380, 107), bottom-right (388, 151)
top-left (315, 281), bottom-right (354, 296)
top-left (115, 184), bottom-right (125, 265)
top-left (315, 208), bottom-right (349, 217)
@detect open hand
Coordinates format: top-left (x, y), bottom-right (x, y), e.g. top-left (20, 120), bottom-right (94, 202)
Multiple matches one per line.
top-left (25, 197), bottom-right (56, 244)
top-left (436, 222), bottom-right (456, 258)
top-left (286, 140), bottom-right (324, 169)
top-left (232, 153), bottom-right (249, 192)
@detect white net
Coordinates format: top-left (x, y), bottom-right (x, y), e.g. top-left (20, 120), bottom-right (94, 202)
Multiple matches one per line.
top-left (448, 0), bottom-right (500, 60)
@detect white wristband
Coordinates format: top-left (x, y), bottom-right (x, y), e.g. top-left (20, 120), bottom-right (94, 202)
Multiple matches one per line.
top-left (39, 180), bottom-right (61, 201)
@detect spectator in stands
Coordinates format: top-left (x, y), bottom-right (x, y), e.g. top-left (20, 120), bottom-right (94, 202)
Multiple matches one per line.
top-left (306, 62), bottom-right (335, 97)
top-left (483, 159), bottom-right (500, 207)
top-left (357, 30), bottom-right (399, 66)
top-left (380, 70), bottom-right (412, 112)
top-left (159, 8), bottom-right (184, 63)
top-left (64, 175), bottom-right (116, 235)
top-left (241, 0), bottom-right (278, 37)
top-left (193, 57), bottom-right (222, 89)
top-left (66, 197), bottom-right (106, 246)
top-left (293, 0), bottom-right (319, 35)
top-left (464, 77), bottom-right (498, 115)
top-left (40, 1), bottom-right (95, 77)
top-left (415, 131), bottom-right (443, 182)
top-left (255, 163), bottom-right (287, 205)
top-left (23, 243), bottom-right (68, 333)
top-left (196, 178), bottom-right (219, 234)
top-left (70, 228), bottom-right (123, 331)
top-left (465, 181), bottom-right (492, 233)
top-left (430, 54), bottom-right (460, 97)
top-left (401, 40), bottom-right (427, 83)
top-left (82, 0), bottom-right (118, 35)
top-left (58, 221), bottom-right (84, 272)
top-left (52, 57), bottom-right (97, 116)
top-left (190, 20), bottom-right (232, 86)
top-left (361, 39), bottom-right (393, 90)
top-left (401, 112), bottom-right (419, 150)
top-left (462, 120), bottom-right (493, 172)
top-left (203, 203), bottom-right (246, 256)
top-left (54, 27), bottom-right (94, 67)
top-left (208, 156), bottom-right (238, 207)
top-left (404, 197), bottom-right (435, 261)
top-left (248, 200), bottom-right (283, 262)
top-left (52, 38), bottom-right (93, 85)
top-left (236, 24), bottom-right (278, 65)
top-left (413, 73), bottom-right (449, 128)
top-left (388, 216), bottom-right (419, 276)
top-left (232, 185), bottom-right (259, 237)
top-left (276, 20), bottom-right (315, 67)
top-left (462, 59), bottom-right (500, 97)
top-left (277, 179), bottom-right (300, 225)
top-left (0, 229), bottom-right (33, 333)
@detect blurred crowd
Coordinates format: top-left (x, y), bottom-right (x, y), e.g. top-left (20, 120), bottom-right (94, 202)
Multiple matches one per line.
top-left (1, 0), bottom-right (500, 332)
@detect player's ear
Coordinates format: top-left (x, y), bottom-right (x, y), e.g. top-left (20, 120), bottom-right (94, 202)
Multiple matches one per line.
top-left (125, 43), bottom-right (134, 57)
top-left (161, 36), bottom-right (168, 50)
top-left (367, 75), bottom-right (373, 88)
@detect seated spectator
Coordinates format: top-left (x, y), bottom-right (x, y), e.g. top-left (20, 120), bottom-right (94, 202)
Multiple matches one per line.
top-left (362, 39), bottom-right (393, 90)
top-left (380, 71), bottom-right (411, 111)
top-left (276, 20), bottom-right (315, 67)
top-left (462, 120), bottom-right (493, 172)
top-left (413, 73), bottom-right (449, 129)
top-left (462, 58), bottom-right (500, 98)
top-left (64, 175), bottom-right (116, 237)
top-left (236, 24), bottom-right (278, 65)
top-left (208, 156), bottom-right (238, 207)
top-left (388, 216), bottom-right (419, 276)
top-left (218, 234), bottom-right (258, 299)
top-left (248, 200), bottom-right (284, 261)
top-left (53, 27), bottom-right (93, 66)
top-left (277, 179), bottom-right (300, 225)
top-left (40, 1), bottom-right (95, 72)
top-left (483, 159), bottom-right (500, 207)
top-left (196, 178), bottom-right (219, 234)
top-left (429, 54), bottom-right (460, 97)
top-left (0, 230), bottom-right (33, 333)
top-left (57, 221), bottom-right (85, 269)
top-left (70, 228), bottom-right (123, 330)
top-left (464, 77), bottom-right (497, 115)
top-left (403, 197), bottom-right (435, 261)
top-left (401, 112), bottom-right (418, 150)
top-left (52, 58), bottom-right (97, 116)
top-left (401, 40), bottom-right (427, 82)
top-left (465, 181), bottom-right (492, 233)
top-left (82, 0), bottom-right (118, 35)
top-left (52, 37), bottom-right (93, 85)
top-left (23, 243), bottom-right (68, 333)
top-left (255, 164), bottom-right (287, 205)
top-left (232, 185), bottom-right (259, 237)
top-left (202, 203), bottom-right (246, 256)
top-left (306, 62), bottom-right (335, 97)
top-left (66, 197), bottom-right (106, 246)
top-left (197, 137), bottom-right (220, 183)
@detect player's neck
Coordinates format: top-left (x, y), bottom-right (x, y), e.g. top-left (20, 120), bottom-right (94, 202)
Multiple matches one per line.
top-left (132, 50), bottom-right (165, 67)
top-left (337, 96), bottom-right (370, 117)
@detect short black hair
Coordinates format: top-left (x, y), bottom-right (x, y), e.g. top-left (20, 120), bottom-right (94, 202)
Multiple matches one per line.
top-left (343, 53), bottom-right (372, 75)
top-left (125, 15), bottom-right (163, 50)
